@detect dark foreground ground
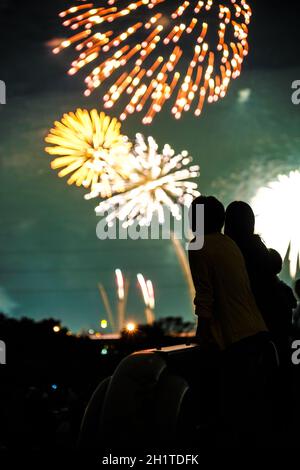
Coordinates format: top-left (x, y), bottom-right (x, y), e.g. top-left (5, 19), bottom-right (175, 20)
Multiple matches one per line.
top-left (1, 313), bottom-right (300, 456)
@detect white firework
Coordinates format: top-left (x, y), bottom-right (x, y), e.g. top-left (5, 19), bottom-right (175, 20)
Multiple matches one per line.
top-left (252, 170), bottom-right (300, 278)
top-left (87, 133), bottom-right (200, 227)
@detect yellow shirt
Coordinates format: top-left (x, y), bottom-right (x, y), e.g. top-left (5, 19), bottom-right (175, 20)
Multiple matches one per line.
top-left (188, 233), bottom-right (267, 350)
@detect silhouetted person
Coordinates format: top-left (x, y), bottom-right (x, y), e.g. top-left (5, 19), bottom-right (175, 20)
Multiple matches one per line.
top-left (224, 201), bottom-right (276, 333)
top-left (293, 279), bottom-right (300, 330)
top-left (268, 249), bottom-right (296, 362)
top-left (268, 250), bottom-right (297, 430)
top-left (189, 196), bottom-right (267, 351)
top-left (188, 196), bottom-right (269, 442)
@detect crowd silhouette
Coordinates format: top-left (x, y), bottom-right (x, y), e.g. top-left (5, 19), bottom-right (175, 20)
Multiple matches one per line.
top-left (189, 196), bottom-right (299, 356)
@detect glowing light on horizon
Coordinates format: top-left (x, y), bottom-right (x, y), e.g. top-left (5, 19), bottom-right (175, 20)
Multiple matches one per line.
top-left (45, 109), bottom-right (132, 197)
top-left (126, 322), bottom-right (136, 332)
top-left (252, 170), bottom-right (300, 278)
top-left (91, 133), bottom-right (200, 227)
top-left (54, 0), bottom-right (252, 123)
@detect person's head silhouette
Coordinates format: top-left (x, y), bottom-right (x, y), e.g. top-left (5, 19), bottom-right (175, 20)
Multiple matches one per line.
top-left (268, 248), bottom-right (283, 275)
top-left (225, 201), bottom-right (255, 240)
top-left (190, 196), bottom-right (225, 235)
top-left (295, 279), bottom-right (300, 300)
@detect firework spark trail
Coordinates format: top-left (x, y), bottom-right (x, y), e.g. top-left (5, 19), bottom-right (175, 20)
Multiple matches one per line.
top-left (45, 109), bottom-right (132, 197)
top-left (171, 232), bottom-right (195, 313)
top-left (88, 133), bottom-right (200, 227)
top-left (115, 268), bottom-right (129, 330)
top-left (98, 283), bottom-right (116, 332)
top-left (54, 0), bottom-right (252, 123)
top-left (137, 273), bottom-right (155, 324)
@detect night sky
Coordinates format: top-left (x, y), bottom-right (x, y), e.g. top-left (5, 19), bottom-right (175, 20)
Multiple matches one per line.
top-left (0, 0), bottom-right (299, 331)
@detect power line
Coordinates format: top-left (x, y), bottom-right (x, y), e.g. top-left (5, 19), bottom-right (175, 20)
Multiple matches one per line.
top-left (4, 283), bottom-right (187, 294)
top-left (0, 264), bottom-right (178, 274)
top-left (0, 244), bottom-right (170, 255)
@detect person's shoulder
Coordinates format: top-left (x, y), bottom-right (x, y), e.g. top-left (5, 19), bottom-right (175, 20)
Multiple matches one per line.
top-left (246, 234), bottom-right (270, 262)
top-left (190, 233), bottom-right (235, 254)
top-left (294, 303), bottom-right (300, 318)
top-left (222, 233), bottom-right (239, 248)
top-left (278, 279), bottom-right (297, 305)
top-left (221, 234), bottom-right (247, 261)
top-left (204, 233), bottom-right (227, 249)
top-left (252, 234), bottom-right (268, 250)
top-left (188, 234), bottom-right (218, 258)
top-left (210, 233), bottom-right (242, 255)
top-left (188, 237), bottom-right (206, 258)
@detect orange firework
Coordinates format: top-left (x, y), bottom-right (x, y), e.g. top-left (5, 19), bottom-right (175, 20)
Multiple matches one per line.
top-left (54, 0), bottom-right (252, 124)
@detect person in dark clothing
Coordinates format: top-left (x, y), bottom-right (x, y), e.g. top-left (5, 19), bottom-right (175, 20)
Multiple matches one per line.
top-left (268, 248), bottom-right (297, 320)
top-left (224, 201), bottom-right (296, 437)
top-left (293, 279), bottom-right (300, 330)
top-left (267, 251), bottom-right (296, 431)
top-left (295, 279), bottom-right (300, 301)
top-left (268, 248), bottom-right (296, 362)
top-left (224, 201), bottom-right (276, 335)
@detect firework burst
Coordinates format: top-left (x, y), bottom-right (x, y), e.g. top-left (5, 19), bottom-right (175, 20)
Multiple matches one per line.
top-left (54, 0), bottom-right (252, 123)
top-left (252, 170), bottom-right (300, 278)
top-left (45, 109), bottom-right (132, 197)
top-left (88, 133), bottom-right (200, 227)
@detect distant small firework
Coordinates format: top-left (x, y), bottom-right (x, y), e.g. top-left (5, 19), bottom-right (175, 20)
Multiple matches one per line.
top-left (45, 109), bottom-right (132, 197)
top-left (252, 170), bottom-right (300, 278)
top-left (137, 273), bottom-right (155, 325)
top-left (54, 0), bottom-right (252, 123)
top-left (115, 268), bottom-right (128, 330)
top-left (115, 268), bottom-right (125, 300)
top-left (89, 133), bottom-right (200, 227)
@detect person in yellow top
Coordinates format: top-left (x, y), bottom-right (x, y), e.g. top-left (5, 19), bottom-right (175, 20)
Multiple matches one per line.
top-left (188, 196), bottom-right (268, 351)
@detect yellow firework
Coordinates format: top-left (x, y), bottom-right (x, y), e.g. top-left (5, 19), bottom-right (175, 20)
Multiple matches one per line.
top-left (45, 109), bottom-right (132, 197)
top-left (54, 0), bottom-right (252, 124)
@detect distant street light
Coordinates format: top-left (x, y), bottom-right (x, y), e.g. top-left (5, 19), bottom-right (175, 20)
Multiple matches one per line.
top-left (126, 322), bottom-right (136, 333)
